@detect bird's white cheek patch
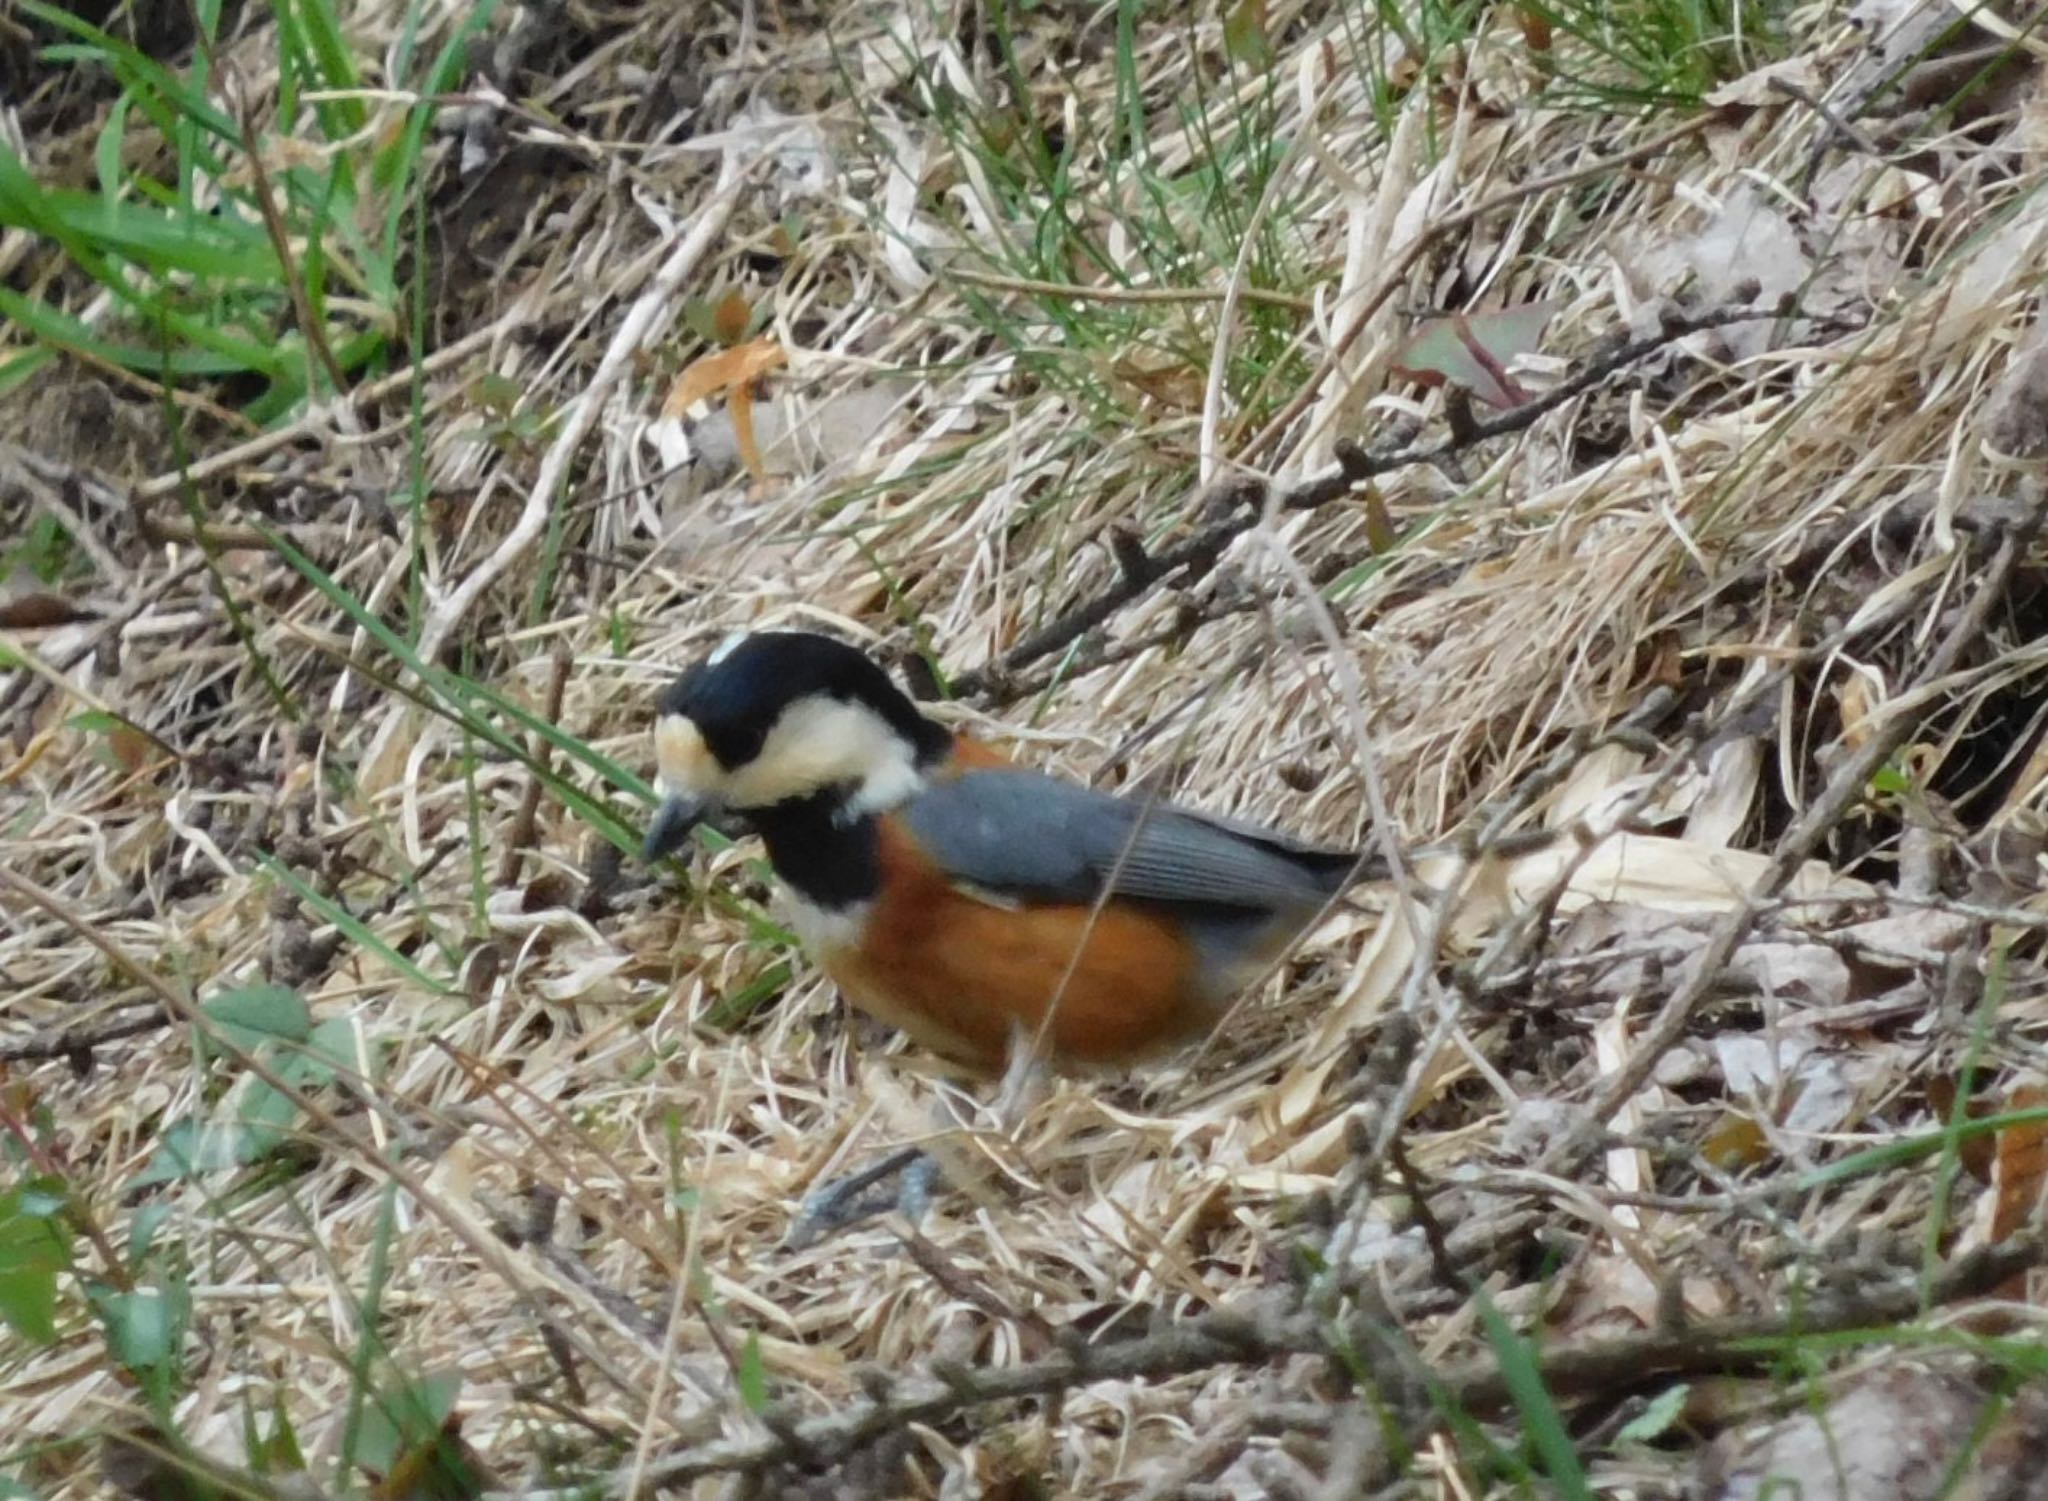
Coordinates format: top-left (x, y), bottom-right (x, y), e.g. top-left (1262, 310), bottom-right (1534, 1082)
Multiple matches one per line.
top-left (655, 714), bottom-right (719, 795)
top-left (724, 697), bottom-right (922, 812)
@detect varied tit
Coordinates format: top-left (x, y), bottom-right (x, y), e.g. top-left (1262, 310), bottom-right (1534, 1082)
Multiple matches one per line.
top-left (642, 630), bottom-right (1364, 1071)
top-left (641, 629), bottom-right (1366, 1238)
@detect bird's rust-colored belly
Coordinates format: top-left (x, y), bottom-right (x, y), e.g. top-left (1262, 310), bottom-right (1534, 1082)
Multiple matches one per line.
top-left (814, 818), bottom-right (1208, 1073)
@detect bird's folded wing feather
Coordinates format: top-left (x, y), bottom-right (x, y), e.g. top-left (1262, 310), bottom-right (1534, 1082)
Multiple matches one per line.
top-left (899, 768), bottom-right (1349, 912)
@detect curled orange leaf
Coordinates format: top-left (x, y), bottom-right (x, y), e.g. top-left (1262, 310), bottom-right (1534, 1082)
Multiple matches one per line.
top-left (662, 337), bottom-right (786, 420)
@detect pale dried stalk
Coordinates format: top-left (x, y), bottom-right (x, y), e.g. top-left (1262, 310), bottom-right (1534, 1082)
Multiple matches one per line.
top-left (414, 163), bottom-right (750, 662)
top-left (359, 158), bottom-right (755, 786)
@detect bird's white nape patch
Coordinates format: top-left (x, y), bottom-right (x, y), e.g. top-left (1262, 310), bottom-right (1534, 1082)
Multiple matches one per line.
top-left (706, 629), bottom-right (750, 666)
top-left (720, 694), bottom-right (925, 812)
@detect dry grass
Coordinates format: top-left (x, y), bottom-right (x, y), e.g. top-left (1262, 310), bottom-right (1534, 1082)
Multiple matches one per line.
top-left (5, 0), bottom-right (2048, 1496)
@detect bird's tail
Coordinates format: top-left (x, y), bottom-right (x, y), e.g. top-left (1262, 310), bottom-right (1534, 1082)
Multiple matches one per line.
top-left (1325, 824), bottom-right (1565, 905)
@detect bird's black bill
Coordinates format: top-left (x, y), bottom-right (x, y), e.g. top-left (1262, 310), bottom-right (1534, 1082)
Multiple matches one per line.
top-left (641, 794), bottom-right (706, 862)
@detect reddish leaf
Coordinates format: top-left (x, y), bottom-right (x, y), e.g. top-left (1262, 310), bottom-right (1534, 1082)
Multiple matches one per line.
top-left (730, 382), bottom-right (767, 479)
top-left (659, 339), bottom-right (786, 444)
top-left (519, 872), bottom-right (577, 912)
top-left (1391, 299), bottom-right (1561, 409)
top-left (1927, 1075), bottom-right (1997, 1182)
top-left (1990, 1083), bottom-right (2048, 1245)
top-left (712, 288), bottom-right (753, 346)
top-left (370, 1413), bottom-right (493, 1501)
top-left (108, 723), bottom-right (152, 773)
top-left (0, 592), bottom-right (94, 629)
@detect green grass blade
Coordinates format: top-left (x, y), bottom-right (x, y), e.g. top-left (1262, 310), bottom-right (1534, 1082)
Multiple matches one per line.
top-left (1796, 1105), bottom-right (2048, 1191)
top-left (0, 287), bottom-right (269, 378)
top-left (6, 181), bottom-right (280, 281)
top-left (1475, 1290), bottom-right (1595, 1500)
top-left (19, 2), bottom-right (240, 139)
top-left (262, 858), bottom-right (457, 997)
top-left (376, 0), bottom-right (499, 263)
top-left (259, 530), bottom-right (647, 845)
top-left (288, 0), bottom-right (368, 135)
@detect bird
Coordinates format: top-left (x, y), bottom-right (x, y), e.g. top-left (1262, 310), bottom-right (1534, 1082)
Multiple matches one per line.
top-left (641, 628), bottom-right (1368, 1238)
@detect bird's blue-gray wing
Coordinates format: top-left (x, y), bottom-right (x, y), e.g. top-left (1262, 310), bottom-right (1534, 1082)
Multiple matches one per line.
top-left (898, 768), bottom-right (1350, 914)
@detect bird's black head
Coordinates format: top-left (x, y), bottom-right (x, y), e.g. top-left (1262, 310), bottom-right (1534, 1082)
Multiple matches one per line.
top-left (643, 631), bottom-right (950, 860)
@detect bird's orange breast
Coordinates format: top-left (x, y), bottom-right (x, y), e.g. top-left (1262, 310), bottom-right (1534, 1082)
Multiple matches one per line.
top-left (943, 731), bottom-right (1011, 773)
top-left (816, 812), bottom-right (1210, 1073)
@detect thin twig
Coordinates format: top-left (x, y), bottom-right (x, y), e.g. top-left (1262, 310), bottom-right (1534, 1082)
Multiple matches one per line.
top-left (1243, 113), bottom-right (1718, 469)
top-left (130, 313), bottom-right (531, 500)
top-left (1548, 508), bottom-right (2043, 1172)
top-left (0, 867), bottom-right (565, 1332)
top-left (357, 159), bottom-right (755, 785)
top-left (0, 1009), bottom-right (170, 1063)
top-left (946, 302), bottom-right (1778, 703)
top-left (606, 1232), bottom-right (2046, 1491)
top-left (494, 646), bottom-right (575, 887)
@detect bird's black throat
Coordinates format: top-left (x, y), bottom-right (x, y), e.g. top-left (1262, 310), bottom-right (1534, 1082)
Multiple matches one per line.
top-left (744, 787), bottom-right (881, 910)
